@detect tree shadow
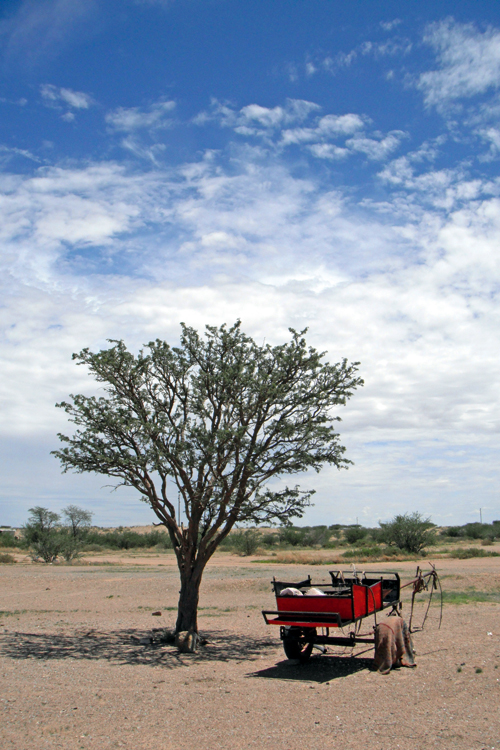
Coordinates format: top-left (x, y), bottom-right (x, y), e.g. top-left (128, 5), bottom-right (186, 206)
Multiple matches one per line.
top-left (0, 628), bottom-right (276, 669)
top-left (248, 653), bottom-right (375, 683)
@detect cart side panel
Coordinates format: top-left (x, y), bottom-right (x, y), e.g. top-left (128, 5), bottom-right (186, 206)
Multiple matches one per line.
top-left (276, 595), bottom-right (353, 621)
top-left (352, 584), bottom-right (367, 619)
top-left (367, 581), bottom-right (383, 613)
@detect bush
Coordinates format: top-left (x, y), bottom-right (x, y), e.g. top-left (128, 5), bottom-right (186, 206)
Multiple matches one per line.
top-left (451, 547), bottom-right (500, 559)
top-left (0, 552), bottom-right (17, 563)
top-left (22, 504), bottom-right (97, 563)
top-left (84, 528), bottom-right (172, 550)
top-left (23, 507), bottom-right (63, 563)
top-left (231, 529), bottom-right (261, 556)
top-left (260, 532), bottom-right (279, 548)
top-left (276, 525), bottom-right (333, 548)
top-left (443, 526), bottom-right (463, 538)
top-left (279, 527), bottom-right (307, 547)
top-left (302, 526), bottom-right (331, 547)
top-left (0, 531), bottom-right (20, 548)
top-left (379, 512), bottom-right (435, 554)
top-left (442, 522), bottom-right (497, 541)
top-left (344, 527), bottom-right (367, 545)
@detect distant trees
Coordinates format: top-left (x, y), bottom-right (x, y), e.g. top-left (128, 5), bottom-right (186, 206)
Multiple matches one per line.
top-left (22, 505), bottom-right (94, 563)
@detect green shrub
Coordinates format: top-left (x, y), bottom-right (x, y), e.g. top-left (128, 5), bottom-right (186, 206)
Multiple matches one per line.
top-left (450, 547), bottom-right (500, 559)
top-left (231, 529), bottom-right (261, 556)
top-left (443, 526), bottom-right (463, 538)
top-left (344, 527), bottom-right (367, 545)
top-left (379, 512), bottom-right (435, 554)
top-left (0, 531), bottom-right (20, 548)
top-left (279, 527), bottom-right (307, 547)
top-left (84, 528), bottom-right (172, 550)
top-left (260, 532), bottom-right (279, 548)
top-left (23, 507), bottom-right (63, 563)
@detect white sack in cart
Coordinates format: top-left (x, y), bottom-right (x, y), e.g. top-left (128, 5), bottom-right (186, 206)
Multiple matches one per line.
top-left (279, 587), bottom-right (303, 596)
top-left (304, 587), bottom-right (326, 596)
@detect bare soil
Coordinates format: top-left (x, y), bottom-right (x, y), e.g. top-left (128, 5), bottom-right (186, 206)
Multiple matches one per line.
top-left (1, 553), bottom-right (499, 750)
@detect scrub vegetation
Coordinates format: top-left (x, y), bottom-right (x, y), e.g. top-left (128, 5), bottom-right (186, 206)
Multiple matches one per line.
top-left (4, 511), bottom-right (498, 564)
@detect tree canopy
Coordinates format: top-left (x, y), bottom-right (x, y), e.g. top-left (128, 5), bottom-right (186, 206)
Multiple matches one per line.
top-left (53, 321), bottom-right (363, 637)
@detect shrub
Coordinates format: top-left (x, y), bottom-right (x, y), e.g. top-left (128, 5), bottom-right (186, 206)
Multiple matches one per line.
top-left (443, 526), bottom-right (463, 538)
top-left (450, 547), bottom-right (500, 559)
top-left (279, 527), bottom-right (307, 547)
top-left (378, 512), bottom-right (435, 554)
top-left (231, 529), bottom-right (261, 556)
top-left (23, 507), bottom-right (63, 563)
top-left (83, 528), bottom-right (172, 550)
top-left (0, 531), bottom-right (20, 548)
top-left (260, 532), bottom-right (279, 548)
top-left (302, 526), bottom-right (331, 547)
top-left (344, 526), bottom-right (367, 545)
top-left (0, 553), bottom-right (17, 563)
top-left (462, 523), bottom-right (490, 540)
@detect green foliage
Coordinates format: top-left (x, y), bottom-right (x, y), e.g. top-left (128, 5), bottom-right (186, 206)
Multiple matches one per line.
top-left (343, 526), bottom-right (368, 545)
top-left (378, 512), bottom-right (435, 554)
top-left (23, 507), bottom-right (63, 563)
top-left (52, 322), bottom-right (362, 632)
top-left (450, 547), bottom-right (500, 559)
top-left (279, 527), bottom-right (307, 547)
top-left (231, 529), bottom-right (261, 556)
top-left (260, 532), bottom-right (279, 547)
top-left (0, 531), bottom-right (20, 548)
top-left (58, 505), bottom-right (94, 561)
top-left (62, 505), bottom-right (93, 538)
top-left (22, 505), bottom-right (97, 563)
top-left (441, 590), bottom-right (500, 604)
top-left (84, 529), bottom-right (172, 550)
top-left (442, 522), bottom-right (498, 541)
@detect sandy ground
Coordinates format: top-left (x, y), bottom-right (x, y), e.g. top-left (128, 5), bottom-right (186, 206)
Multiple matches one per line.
top-left (1, 553), bottom-right (499, 750)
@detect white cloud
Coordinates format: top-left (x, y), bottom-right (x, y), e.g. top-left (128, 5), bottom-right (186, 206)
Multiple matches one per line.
top-left (0, 145), bottom-right (40, 163)
top-left (419, 19), bottom-right (500, 107)
top-left (2, 95), bottom-right (500, 524)
top-left (314, 34), bottom-right (411, 77)
top-left (105, 99), bottom-right (176, 132)
top-left (380, 19), bottom-right (402, 32)
top-left (346, 131), bottom-right (407, 160)
top-left (40, 83), bottom-right (94, 119)
top-left (281, 113), bottom-right (367, 145)
top-left (197, 102), bottom-right (401, 163)
top-left (307, 144), bottom-right (349, 160)
top-left (194, 97), bottom-right (320, 134)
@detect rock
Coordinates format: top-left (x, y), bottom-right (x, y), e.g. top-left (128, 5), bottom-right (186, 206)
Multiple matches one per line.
top-left (151, 611), bottom-right (162, 616)
top-left (175, 630), bottom-right (199, 653)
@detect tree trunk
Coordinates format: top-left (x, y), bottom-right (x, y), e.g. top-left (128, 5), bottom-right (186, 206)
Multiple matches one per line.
top-left (175, 567), bottom-right (203, 633)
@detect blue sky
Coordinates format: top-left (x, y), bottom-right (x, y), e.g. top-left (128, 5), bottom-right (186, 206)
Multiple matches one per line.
top-left (1, 0), bottom-right (500, 527)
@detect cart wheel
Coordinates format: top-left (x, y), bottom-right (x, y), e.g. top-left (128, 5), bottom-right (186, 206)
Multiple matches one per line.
top-left (283, 629), bottom-right (315, 663)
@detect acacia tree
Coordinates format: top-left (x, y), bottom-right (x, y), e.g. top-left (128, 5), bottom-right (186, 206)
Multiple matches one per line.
top-left (379, 512), bottom-right (436, 554)
top-left (23, 506), bottom-right (62, 563)
top-left (53, 322), bottom-right (362, 636)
